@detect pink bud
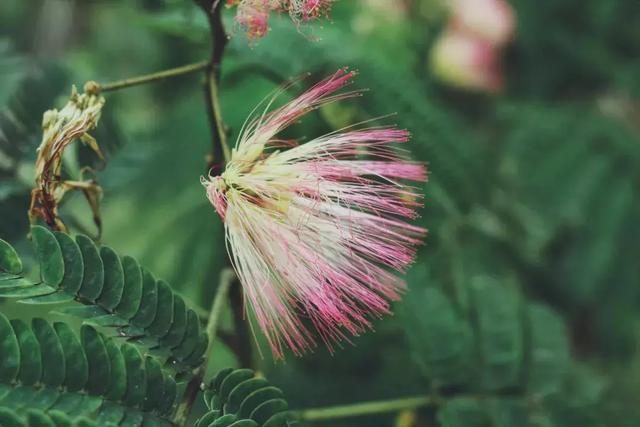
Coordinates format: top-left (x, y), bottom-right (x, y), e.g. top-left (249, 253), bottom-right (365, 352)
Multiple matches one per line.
top-left (430, 30), bottom-right (502, 92)
top-left (451, 0), bottom-right (515, 46)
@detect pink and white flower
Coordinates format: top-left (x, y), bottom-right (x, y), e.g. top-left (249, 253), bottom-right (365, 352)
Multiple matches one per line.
top-left (203, 69), bottom-right (427, 358)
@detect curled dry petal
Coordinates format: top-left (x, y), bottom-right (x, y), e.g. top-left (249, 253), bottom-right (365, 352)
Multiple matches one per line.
top-left (30, 87), bottom-right (105, 232)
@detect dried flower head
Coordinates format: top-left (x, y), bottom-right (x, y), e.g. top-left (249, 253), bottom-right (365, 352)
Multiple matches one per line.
top-left (202, 69), bottom-right (427, 358)
top-left (29, 86), bottom-right (105, 233)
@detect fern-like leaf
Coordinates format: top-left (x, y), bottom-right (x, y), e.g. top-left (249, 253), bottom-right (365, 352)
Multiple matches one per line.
top-left (0, 226), bottom-right (208, 372)
top-left (196, 368), bottom-right (292, 427)
top-left (0, 313), bottom-right (176, 426)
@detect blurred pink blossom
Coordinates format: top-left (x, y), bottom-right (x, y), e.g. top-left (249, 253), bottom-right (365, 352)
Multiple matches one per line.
top-left (202, 69), bottom-right (426, 358)
top-left (430, 0), bottom-right (515, 92)
top-left (451, 0), bottom-right (515, 47)
top-left (430, 30), bottom-right (502, 92)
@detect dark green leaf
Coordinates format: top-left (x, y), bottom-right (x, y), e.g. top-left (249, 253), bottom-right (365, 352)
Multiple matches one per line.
top-left (81, 325), bottom-right (111, 395)
top-left (31, 226), bottom-right (64, 287)
top-left (146, 280), bottom-right (173, 338)
top-left (10, 319), bottom-right (41, 386)
top-left (55, 306), bottom-right (108, 319)
top-left (404, 286), bottom-right (472, 387)
top-left (18, 291), bottom-right (75, 304)
top-left (76, 235), bottom-right (104, 302)
top-left (0, 407), bottom-right (24, 427)
top-left (54, 322), bottom-right (88, 392)
top-left (0, 387), bottom-right (32, 410)
top-left (249, 399), bottom-right (288, 425)
top-left (120, 410), bottom-right (144, 427)
top-left (25, 409), bottom-right (56, 427)
top-left (53, 231), bottom-right (84, 293)
top-left (0, 313), bottom-right (19, 383)
top-left (31, 318), bottom-right (65, 387)
top-left (172, 309), bottom-right (200, 360)
top-left (471, 278), bottom-right (523, 390)
top-left (160, 295), bottom-right (187, 348)
top-left (66, 395), bottom-right (102, 418)
top-left (182, 332), bottom-right (208, 367)
top-left (103, 337), bottom-right (128, 401)
top-left (130, 269), bottom-right (158, 328)
top-left (122, 343), bottom-right (147, 407)
top-left (97, 246), bottom-right (125, 311)
top-left (262, 412), bottom-right (289, 427)
top-left (0, 238), bottom-right (21, 274)
top-left (527, 304), bottom-right (570, 396)
top-left (142, 357), bottom-right (164, 412)
top-left (238, 388), bottom-right (284, 420)
top-left (85, 314), bottom-right (129, 328)
top-left (157, 372), bottom-right (177, 416)
top-left (27, 389), bottom-right (58, 411)
top-left (0, 272), bottom-right (20, 281)
top-left (48, 411), bottom-right (73, 427)
top-left (115, 256), bottom-right (143, 319)
top-left (0, 277), bottom-right (32, 289)
top-left (225, 379), bottom-right (269, 414)
top-left (196, 411), bottom-right (219, 427)
top-left (48, 393), bottom-right (85, 414)
top-left (211, 414), bottom-right (238, 427)
top-left (0, 284), bottom-right (56, 298)
top-left (95, 402), bottom-right (125, 426)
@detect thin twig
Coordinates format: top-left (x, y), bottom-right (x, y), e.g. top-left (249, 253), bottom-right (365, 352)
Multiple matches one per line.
top-left (204, 268), bottom-right (235, 357)
top-left (86, 60), bottom-right (210, 93)
top-left (296, 395), bottom-right (438, 422)
top-left (173, 268), bottom-right (236, 425)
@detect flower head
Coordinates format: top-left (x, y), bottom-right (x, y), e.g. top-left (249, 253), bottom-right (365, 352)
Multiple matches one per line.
top-left (203, 69), bottom-right (426, 358)
top-left (228, 0), bottom-right (334, 39)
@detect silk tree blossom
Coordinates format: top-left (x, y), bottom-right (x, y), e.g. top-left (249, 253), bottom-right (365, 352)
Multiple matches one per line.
top-left (202, 69), bottom-right (426, 358)
top-left (227, 0), bottom-right (334, 39)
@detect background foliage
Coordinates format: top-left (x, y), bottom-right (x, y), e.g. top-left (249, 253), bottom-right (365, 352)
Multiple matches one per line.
top-left (1, 0), bottom-right (639, 426)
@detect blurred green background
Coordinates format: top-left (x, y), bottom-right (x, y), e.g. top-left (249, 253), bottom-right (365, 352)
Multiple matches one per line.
top-left (1, 0), bottom-right (639, 426)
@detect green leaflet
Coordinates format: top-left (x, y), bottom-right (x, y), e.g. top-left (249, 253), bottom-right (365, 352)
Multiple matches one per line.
top-left (53, 232), bottom-right (84, 294)
top-left (30, 226), bottom-right (64, 287)
top-left (0, 238), bottom-right (22, 275)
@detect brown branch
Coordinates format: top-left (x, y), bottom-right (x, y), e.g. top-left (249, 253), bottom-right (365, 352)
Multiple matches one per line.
top-left (229, 275), bottom-right (253, 368)
top-left (195, 0), bottom-right (253, 369)
top-left (197, 0), bottom-right (231, 175)
top-left (175, 1), bottom-right (253, 424)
